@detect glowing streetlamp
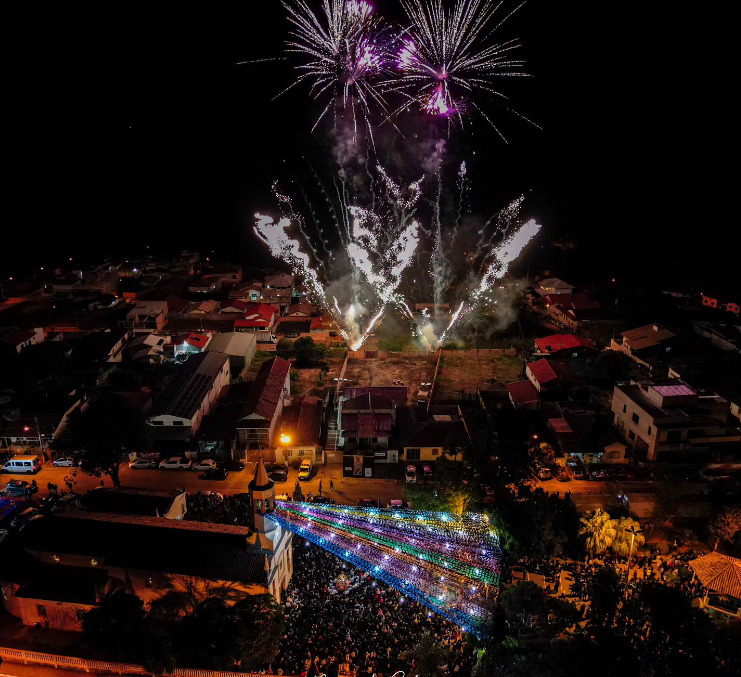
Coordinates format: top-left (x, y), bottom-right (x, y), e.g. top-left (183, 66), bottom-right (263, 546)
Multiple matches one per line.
top-left (280, 433), bottom-right (291, 445)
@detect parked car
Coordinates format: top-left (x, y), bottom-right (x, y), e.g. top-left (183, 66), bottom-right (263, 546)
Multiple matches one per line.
top-left (536, 467), bottom-right (552, 481)
top-left (159, 457), bottom-right (191, 470)
top-left (1, 480), bottom-right (38, 497)
top-left (358, 498), bottom-right (382, 508)
top-left (19, 514), bottom-right (44, 531)
top-left (10, 507), bottom-right (39, 530)
top-left (2, 455), bottom-right (42, 474)
top-left (222, 460), bottom-right (245, 472)
top-left (422, 465), bottom-right (433, 480)
top-left (129, 459), bottom-right (157, 470)
top-left (199, 468), bottom-right (228, 481)
top-left (268, 463), bottom-right (289, 483)
top-left (405, 465), bottom-right (417, 484)
top-left (192, 459), bottom-right (217, 472)
top-left (310, 495), bottom-right (335, 504)
top-left (298, 460), bottom-right (312, 481)
top-left (52, 457), bottom-right (77, 468)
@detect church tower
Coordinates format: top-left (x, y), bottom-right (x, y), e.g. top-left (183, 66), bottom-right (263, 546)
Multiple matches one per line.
top-left (247, 457), bottom-right (293, 602)
top-left (249, 457), bottom-right (275, 533)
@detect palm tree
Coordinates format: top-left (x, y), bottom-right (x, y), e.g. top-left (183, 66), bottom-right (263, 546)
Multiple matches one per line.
top-left (611, 517), bottom-right (645, 558)
top-left (579, 508), bottom-right (616, 558)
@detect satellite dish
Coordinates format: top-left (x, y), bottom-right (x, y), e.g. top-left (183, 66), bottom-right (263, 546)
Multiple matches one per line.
top-left (2, 408), bottom-right (21, 422)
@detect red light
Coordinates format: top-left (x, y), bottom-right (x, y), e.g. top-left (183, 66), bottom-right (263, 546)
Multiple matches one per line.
top-left (23, 426), bottom-right (30, 432)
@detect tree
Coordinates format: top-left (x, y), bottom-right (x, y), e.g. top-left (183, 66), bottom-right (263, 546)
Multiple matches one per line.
top-left (578, 509), bottom-right (616, 558)
top-left (293, 479), bottom-right (304, 502)
top-left (276, 338), bottom-right (293, 360)
top-left (611, 517), bottom-right (645, 558)
top-left (292, 336), bottom-right (326, 367)
top-left (64, 392), bottom-right (146, 487)
top-left (400, 632), bottom-right (454, 677)
top-left (82, 591), bottom-right (146, 660)
top-left (498, 581), bottom-right (547, 632)
top-left (107, 368), bottom-right (143, 392)
top-left (587, 565), bottom-right (623, 624)
top-left (231, 594), bottom-right (285, 669)
top-left (709, 506), bottom-right (741, 550)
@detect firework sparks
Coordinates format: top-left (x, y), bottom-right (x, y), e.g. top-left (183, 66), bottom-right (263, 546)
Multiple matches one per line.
top-left (281, 0), bottom-right (392, 132)
top-left (390, 0), bottom-right (535, 136)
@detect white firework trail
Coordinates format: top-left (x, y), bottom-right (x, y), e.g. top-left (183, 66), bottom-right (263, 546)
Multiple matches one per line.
top-left (438, 218), bottom-right (541, 344)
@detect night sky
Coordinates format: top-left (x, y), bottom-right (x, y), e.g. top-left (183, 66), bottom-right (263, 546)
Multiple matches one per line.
top-left (5, 2), bottom-right (732, 292)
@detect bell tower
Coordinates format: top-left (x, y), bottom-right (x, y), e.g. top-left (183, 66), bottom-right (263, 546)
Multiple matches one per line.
top-left (249, 457), bottom-right (275, 533)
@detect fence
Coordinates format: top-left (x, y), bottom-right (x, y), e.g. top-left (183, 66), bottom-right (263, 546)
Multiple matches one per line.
top-left (348, 348), bottom-right (517, 360)
top-left (0, 646), bottom-right (293, 677)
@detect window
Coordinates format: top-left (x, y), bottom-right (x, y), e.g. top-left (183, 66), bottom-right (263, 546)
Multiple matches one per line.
top-left (407, 448), bottom-right (421, 460)
top-left (432, 448), bottom-right (440, 457)
top-left (631, 413), bottom-right (640, 424)
top-left (622, 404), bottom-right (627, 413)
top-left (628, 431), bottom-right (636, 441)
top-left (151, 420), bottom-right (164, 426)
top-left (647, 426), bottom-right (652, 436)
top-left (76, 609), bottom-right (86, 622)
top-left (37, 605), bottom-right (47, 618)
top-left (172, 421), bottom-right (184, 426)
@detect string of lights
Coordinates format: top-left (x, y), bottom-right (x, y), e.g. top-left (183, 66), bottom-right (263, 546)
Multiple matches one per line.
top-left (270, 501), bottom-right (502, 636)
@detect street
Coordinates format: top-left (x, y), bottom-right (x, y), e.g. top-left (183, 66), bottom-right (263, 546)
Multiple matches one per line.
top-left (1, 461), bottom-right (406, 507)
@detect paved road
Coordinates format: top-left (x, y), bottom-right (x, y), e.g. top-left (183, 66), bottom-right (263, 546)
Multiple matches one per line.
top-left (2, 461), bottom-right (406, 507)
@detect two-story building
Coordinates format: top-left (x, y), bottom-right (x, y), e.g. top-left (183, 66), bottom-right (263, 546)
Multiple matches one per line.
top-left (611, 379), bottom-right (741, 461)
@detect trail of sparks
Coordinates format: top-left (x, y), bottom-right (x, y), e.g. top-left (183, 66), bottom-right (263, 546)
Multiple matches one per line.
top-left (271, 501), bottom-right (502, 636)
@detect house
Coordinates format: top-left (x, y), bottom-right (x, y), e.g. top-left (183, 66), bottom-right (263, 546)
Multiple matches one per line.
top-left (526, 359), bottom-right (568, 394)
top-left (220, 299), bottom-right (252, 315)
top-left (234, 303), bottom-right (276, 332)
top-left (343, 386), bottom-right (408, 407)
top-left (206, 332), bottom-right (257, 375)
top-left (264, 273), bottom-right (294, 290)
top-left (174, 331), bottom-right (211, 353)
top-left (188, 276), bottom-right (221, 294)
top-left (534, 333), bottom-right (597, 356)
top-left (534, 278), bottom-right (574, 297)
top-left (2, 466), bottom-right (293, 629)
top-left (395, 404), bottom-right (471, 463)
top-left (123, 332), bottom-right (171, 362)
top-left (611, 379), bottom-right (741, 461)
top-left (79, 487), bottom-right (187, 520)
top-left (0, 327), bottom-right (45, 354)
top-left (275, 318), bottom-right (312, 339)
top-left (203, 264), bottom-right (243, 285)
top-left (701, 293), bottom-right (741, 315)
top-left (236, 357), bottom-right (291, 449)
top-left (689, 552), bottom-right (741, 617)
top-left (506, 381), bottom-right (540, 411)
top-left (340, 392), bottom-right (396, 453)
top-left (188, 300), bottom-right (219, 316)
top-left (49, 268), bottom-right (118, 298)
top-left (66, 329), bottom-right (129, 364)
top-left (692, 321), bottom-right (741, 353)
top-left (148, 352), bottom-right (230, 438)
top-left (229, 281), bottom-right (264, 302)
top-left (165, 295), bottom-right (190, 315)
top-left (544, 293), bottom-right (602, 329)
top-left (124, 300), bottom-right (168, 332)
top-left (610, 323), bottom-right (676, 369)
top-left (285, 303), bottom-right (318, 318)
top-left (274, 395), bottom-right (325, 464)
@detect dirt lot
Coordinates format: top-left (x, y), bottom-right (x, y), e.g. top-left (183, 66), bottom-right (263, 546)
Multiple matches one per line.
top-left (434, 353), bottom-right (523, 401)
top-left (243, 352), bottom-right (345, 398)
top-left (342, 356), bottom-right (437, 404)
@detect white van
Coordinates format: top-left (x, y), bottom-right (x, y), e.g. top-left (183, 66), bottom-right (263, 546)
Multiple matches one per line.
top-left (2, 456), bottom-right (42, 474)
top-left (298, 459), bottom-right (312, 481)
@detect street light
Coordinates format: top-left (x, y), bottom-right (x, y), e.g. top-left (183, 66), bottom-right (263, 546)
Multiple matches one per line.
top-left (280, 433), bottom-right (291, 445)
top-left (625, 525), bottom-right (644, 595)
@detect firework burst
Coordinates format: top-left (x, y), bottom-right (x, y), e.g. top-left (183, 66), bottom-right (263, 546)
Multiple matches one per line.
top-left (281, 0), bottom-right (393, 132)
top-left (390, 0), bottom-right (536, 137)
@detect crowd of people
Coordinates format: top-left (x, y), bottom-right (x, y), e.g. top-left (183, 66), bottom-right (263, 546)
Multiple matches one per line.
top-left (185, 491), bottom-right (252, 527)
top-left (272, 542), bottom-right (476, 677)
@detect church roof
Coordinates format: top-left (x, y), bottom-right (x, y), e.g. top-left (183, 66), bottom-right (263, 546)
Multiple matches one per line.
top-left (249, 457), bottom-right (274, 492)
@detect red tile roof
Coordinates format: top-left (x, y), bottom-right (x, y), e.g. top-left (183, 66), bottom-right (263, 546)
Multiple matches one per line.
top-left (527, 359), bottom-right (561, 385)
top-left (535, 333), bottom-right (597, 354)
top-left (689, 552), bottom-right (741, 599)
top-left (342, 393), bottom-right (395, 411)
top-left (277, 395), bottom-right (323, 446)
top-left (234, 303), bottom-right (275, 328)
top-left (240, 357), bottom-right (291, 422)
top-left (506, 381), bottom-right (539, 405)
top-left (185, 332), bottom-right (210, 350)
top-left (343, 387), bottom-right (408, 406)
top-left (221, 299), bottom-right (250, 312)
top-left (342, 413), bottom-right (393, 438)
